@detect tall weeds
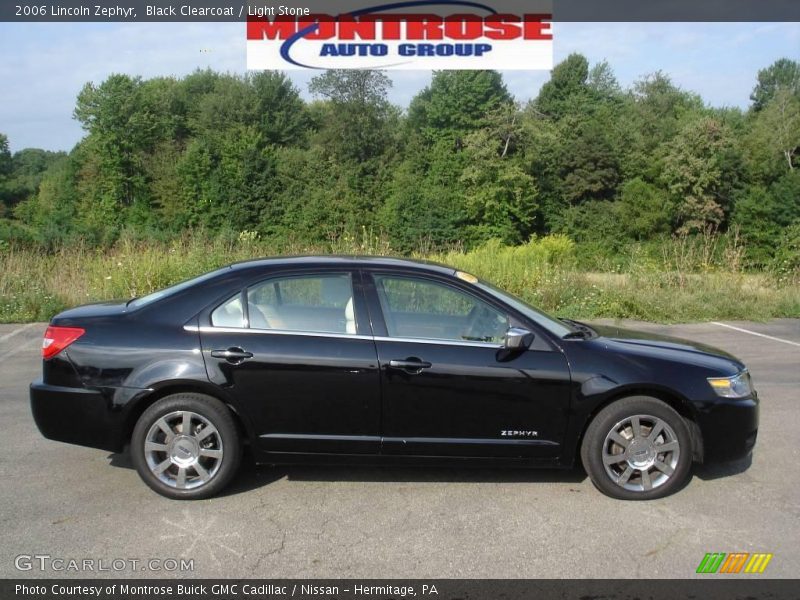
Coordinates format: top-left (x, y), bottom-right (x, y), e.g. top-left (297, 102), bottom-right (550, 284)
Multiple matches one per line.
top-left (0, 232), bottom-right (798, 323)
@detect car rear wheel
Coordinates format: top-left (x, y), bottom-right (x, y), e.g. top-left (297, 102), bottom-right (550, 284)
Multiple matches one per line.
top-left (581, 396), bottom-right (693, 500)
top-left (131, 393), bottom-right (241, 500)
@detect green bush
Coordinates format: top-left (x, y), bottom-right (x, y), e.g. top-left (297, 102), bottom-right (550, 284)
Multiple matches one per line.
top-left (770, 222), bottom-right (800, 285)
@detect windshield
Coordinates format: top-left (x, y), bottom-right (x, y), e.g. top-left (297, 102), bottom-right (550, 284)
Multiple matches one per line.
top-left (127, 267), bottom-right (229, 309)
top-left (473, 279), bottom-right (575, 338)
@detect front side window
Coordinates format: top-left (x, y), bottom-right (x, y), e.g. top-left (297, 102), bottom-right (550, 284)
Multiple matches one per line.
top-left (247, 273), bottom-right (356, 335)
top-left (374, 275), bottom-right (508, 343)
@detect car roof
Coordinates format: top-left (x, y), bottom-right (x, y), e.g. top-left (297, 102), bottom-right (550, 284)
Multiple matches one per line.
top-left (228, 255), bottom-right (458, 276)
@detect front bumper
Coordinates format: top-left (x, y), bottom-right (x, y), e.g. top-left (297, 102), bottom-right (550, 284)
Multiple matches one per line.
top-left (696, 395), bottom-right (759, 462)
top-left (30, 380), bottom-right (126, 452)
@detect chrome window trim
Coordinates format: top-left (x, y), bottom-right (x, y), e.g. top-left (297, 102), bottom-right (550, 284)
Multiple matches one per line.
top-left (184, 325), bottom-right (502, 348)
top-left (184, 325), bottom-right (371, 341)
top-left (373, 335), bottom-right (502, 349)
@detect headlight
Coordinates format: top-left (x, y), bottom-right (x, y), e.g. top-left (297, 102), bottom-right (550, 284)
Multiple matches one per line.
top-left (707, 371), bottom-right (753, 399)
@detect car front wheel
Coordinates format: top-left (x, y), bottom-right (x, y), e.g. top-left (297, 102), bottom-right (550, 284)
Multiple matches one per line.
top-left (131, 393), bottom-right (241, 500)
top-left (581, 396), bottom-right (693, 500)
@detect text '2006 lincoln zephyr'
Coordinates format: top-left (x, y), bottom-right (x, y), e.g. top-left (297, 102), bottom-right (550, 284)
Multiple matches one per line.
top-left (30, 256), bottom-right (758, 500)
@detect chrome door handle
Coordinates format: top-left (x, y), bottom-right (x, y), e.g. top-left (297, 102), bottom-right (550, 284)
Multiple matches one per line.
top-left (388, 359), bottom-right (432, 373)
top-left (210, 347), bottom-right (253, 364)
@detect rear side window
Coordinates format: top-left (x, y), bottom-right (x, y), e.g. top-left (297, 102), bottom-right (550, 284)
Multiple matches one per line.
top-left (129, 267), bottom-right (229, 309)
top-left (209, 273), bottom-right (357, 335)
top-left (210, 295), bottom-right (244, 328)
top-left (248, 274), bottom-right (355, 334)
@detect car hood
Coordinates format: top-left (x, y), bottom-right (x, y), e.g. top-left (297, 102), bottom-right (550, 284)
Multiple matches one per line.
top-left (589, 323), bottom-right (744, 372)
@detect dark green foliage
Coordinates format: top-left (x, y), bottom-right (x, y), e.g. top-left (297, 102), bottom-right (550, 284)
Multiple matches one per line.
top-left (771, 223), bottom-right (800, 279)
top-left (308, 70), bottom-right (395, 164)
top-left (381, 141), bottom-right (468, 252)
top-left (535, 53), bottom-right (590, 119)
top-left (12, 154), bottom-right (79, 248)
top-left (409, 70), bottom-right (512, 141)
top-left (1, 56), bottom-right (798, 272)
top-left (252, 71), bottom-right (309, 146)
top-left (661, 116), bottom-right (741, 233)
top-left (559, 118), bottom-right (620, 206)
top-left (616, 178), bottom-right (673, 240)
top-left (734, 171), bottom-right (800, 265)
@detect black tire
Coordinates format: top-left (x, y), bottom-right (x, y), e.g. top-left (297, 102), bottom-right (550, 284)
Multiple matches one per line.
top-left (131, 393), bottom-right (241, 500)
top-left (581, 396), bottom-right (693, 500)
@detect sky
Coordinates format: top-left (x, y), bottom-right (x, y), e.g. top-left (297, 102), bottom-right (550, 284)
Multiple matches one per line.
top-left (0, 21), bottom-right (798, 152)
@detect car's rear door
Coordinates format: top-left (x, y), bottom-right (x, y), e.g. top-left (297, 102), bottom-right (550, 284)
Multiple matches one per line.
top-left (364, 271), bottom-right (572, 458)
top-left (198, 269), bottom-right (381, 454)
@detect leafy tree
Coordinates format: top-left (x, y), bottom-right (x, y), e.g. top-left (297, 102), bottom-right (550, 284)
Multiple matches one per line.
top-left (519, 110), bottom-right (562, 231)
top-left (749, 89), bottom-right (800, 172)
top-left (13, 155), bottom-right (78, 248)
top-left (5, 59), bottom-right (798, 263)
top-left (732, 186), bottom-right (778, 264)
top-left (193, 74), bottom-right (257, 136)
top-left (588, 61), bottom-right (621, 99)
top-left (381, 146), bottom-right (468, 251)
top-left (535, 53), bottom-right (590, 119)
top-left (1, 148), bottom-right (66, 209)
top-left (770, 222), bottom-right (800, 278)
top-left (251, 71), bottom-right (309, 146)
top-left (460, 126), bottom-right (537, 245)
top-left (559, 117), bottom-right (620, 206)
top-left (141, 141), bottom-right (183, 228)
top-left (408, 70), bottom-right (511, 141)
top-left (0, 134), bottom-right (10, 177)
top-left (0, 133), bottom-right (11, 212)
top-left (750, 58), bottom-right (800, 111)
top-left (74, 74), bottom-right (147, 209)
top-left (734, 171), bottom-right (800, 263)
top-left (309, 70), bottom-right (394, 164)
top-left (616, 178), bottom-right (672, 240)
top-left (661, 117), bottom-right (739, 233)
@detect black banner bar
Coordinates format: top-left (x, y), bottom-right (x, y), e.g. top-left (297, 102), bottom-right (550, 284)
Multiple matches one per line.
top-left (3, 579), bottom-right (800, 600)
top-left (2, 0), bottom-right (800, 22)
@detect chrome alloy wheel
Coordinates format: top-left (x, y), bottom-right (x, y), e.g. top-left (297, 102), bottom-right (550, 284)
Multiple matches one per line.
top-left (602, 414), bottom-right (680, 492)
top-left (143, 410), bottom-right (223, 490)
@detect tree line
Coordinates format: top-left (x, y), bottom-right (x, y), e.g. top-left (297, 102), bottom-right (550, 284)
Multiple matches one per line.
top-left (1, 55), bottom-right (798, 265)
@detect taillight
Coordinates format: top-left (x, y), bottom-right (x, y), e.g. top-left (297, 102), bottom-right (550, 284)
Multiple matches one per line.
top-left (42, 326), bottom-right (85, 360)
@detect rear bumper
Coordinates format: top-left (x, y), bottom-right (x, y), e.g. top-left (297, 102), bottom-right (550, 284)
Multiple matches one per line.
top-left (696, 395), bottom-right (759, 463)
top-left (30, 380), bottom-right (126, 452)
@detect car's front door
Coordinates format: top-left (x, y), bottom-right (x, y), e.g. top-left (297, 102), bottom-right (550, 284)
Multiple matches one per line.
top-left (199, 270), bottom-right (381, 454)
top-left (365, 272), bottom-right (572, 458)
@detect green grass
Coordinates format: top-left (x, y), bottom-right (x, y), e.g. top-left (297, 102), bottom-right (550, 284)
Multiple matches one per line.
top-left (1, 233), bottom-right (798, 323)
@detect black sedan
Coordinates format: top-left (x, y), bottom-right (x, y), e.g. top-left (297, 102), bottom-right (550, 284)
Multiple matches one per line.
top-left (30, 256), bottom-right (758, 500)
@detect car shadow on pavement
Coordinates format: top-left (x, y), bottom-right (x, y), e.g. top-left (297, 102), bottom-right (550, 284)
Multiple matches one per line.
top-left (692, 453), bottom-right (753, 481)
top-left (108, 451), bottom-right (133, 469)
top-left (216, 459), bottom-right (590, 498)
top-left (106, 449), bottom-right (752, 497)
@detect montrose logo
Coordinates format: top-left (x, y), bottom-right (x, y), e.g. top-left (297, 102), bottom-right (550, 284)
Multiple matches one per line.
top-left (246, 1), bottom-right (552, 70)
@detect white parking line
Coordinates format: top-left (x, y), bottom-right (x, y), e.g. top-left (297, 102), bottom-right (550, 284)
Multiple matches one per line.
top-left (0, 323), bottom-right (38, 344)
top-left (711, 322), bottom-right (800, 348)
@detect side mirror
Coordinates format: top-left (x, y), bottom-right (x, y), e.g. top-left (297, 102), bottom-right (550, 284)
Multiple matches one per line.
top-left (504, 327), bottom-right (534, 351)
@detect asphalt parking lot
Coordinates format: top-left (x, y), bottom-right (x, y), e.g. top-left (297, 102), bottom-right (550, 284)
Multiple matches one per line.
top-left (0, 319), bottom-right (798, 579)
